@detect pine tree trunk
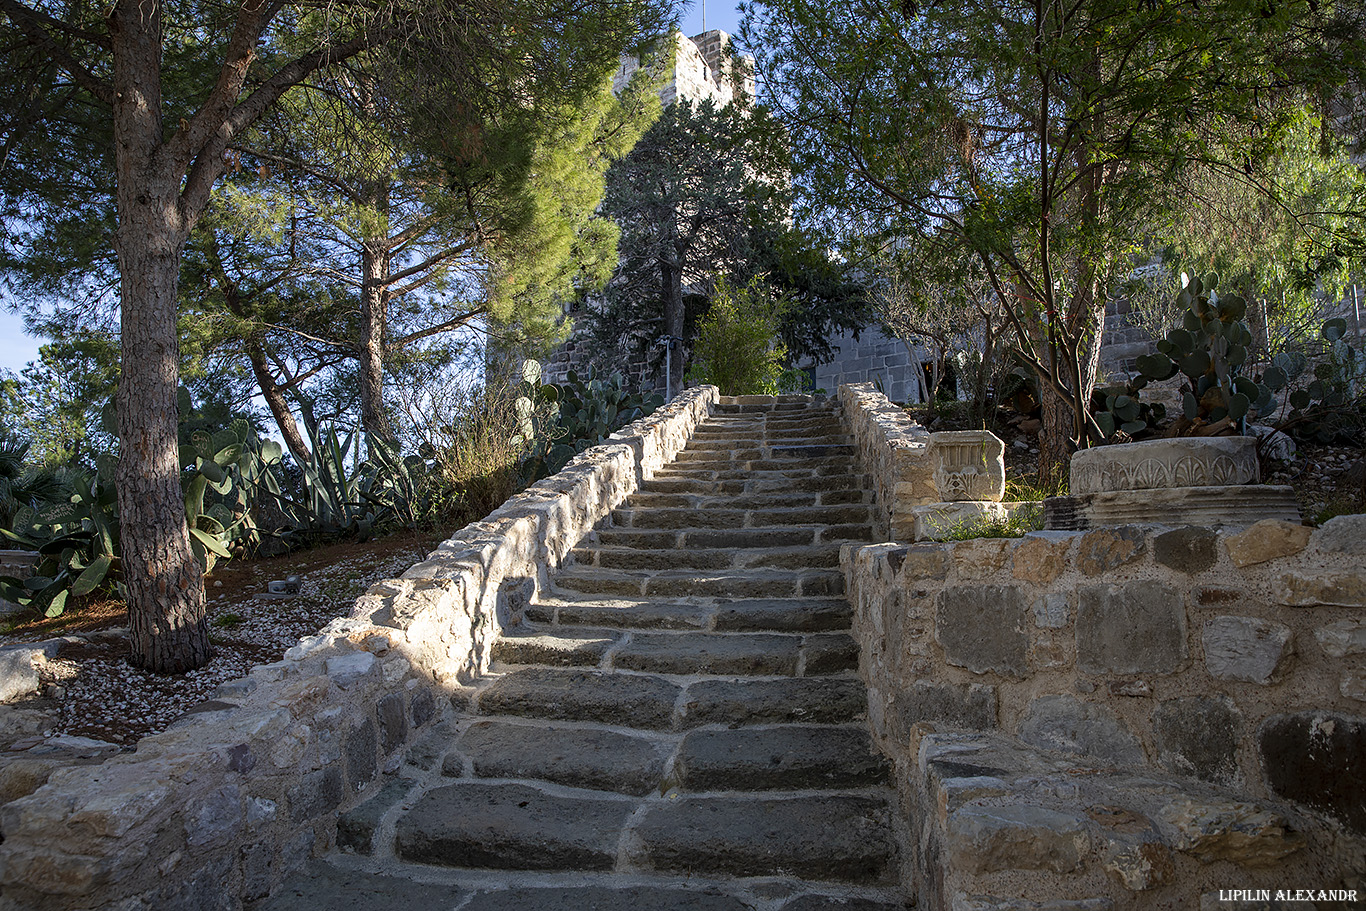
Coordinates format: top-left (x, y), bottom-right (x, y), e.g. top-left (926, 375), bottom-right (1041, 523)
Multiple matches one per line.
top-left (246, 343), bottom-right (311, 462)
top-left (358, 240), bottom-right (393, 439)
top-left (111, 0), bottom-right (210, 672)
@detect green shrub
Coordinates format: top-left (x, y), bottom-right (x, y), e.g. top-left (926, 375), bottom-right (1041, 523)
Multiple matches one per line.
top-left (686, 279), bottom-right (795, 396)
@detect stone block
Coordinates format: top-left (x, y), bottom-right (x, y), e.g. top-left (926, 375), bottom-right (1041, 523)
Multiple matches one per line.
top-left (1342, 672), bottom-right (1366, 702)
top-left (935, 585), bottom-right (1029, 677)
top-left (1311, 513), bottom-right (1366, 555)
top-left (1258, 712), bottom-right (1366, 834)
top-left (1077, 582), bottom-right (1187, 675)
top-left (1032, 592), bottom-right (1069, 629)
top-left (1153, 526), bottom-right (1218, 574)
top-left (953, 899), bottom-right (1113, 911)
top-left (1011, 534), bottom-right (1072, 585)
top-left (887, 544), bottom-right (951, 580)
top-left (290, 766), bottom-right (343, 823)
top-left (952, 538), bottom-right (1012, 580)
top-left (1314, 620), bottom-right (1366, 658)
top-left (947, 804), bottom-right (1090, 874)
top-left (892, 681), bottom-right (998, 734)
top-left (912, 502), bottom-right (1010, 541)
top-left (0, 646), bottom-right (43, 704)
top-left (1071, 436), bottom-right (1258, 494)
top-left (1202, 616), bottom-right (1293, 685)
top-left (344, 718), bottom-right (378, 790)
top-left (376, 693), bottom-right (408, 753)
top-left (1275, 571), bottom-right (1366, 607)
top-left (1018, 695), bottom-right (1144, 765)
top-left (1153, 695), bottom-right (1242, 784)
top-left (1158, 796), bottom-right (1303, 866)
top-left (928, 431), bottom-right (1006, 502)
top-left (1224, 520), bottom-right (1311, 567)
top-left (337, 776), bottom-right (414, 854)
top-left (183, 784), bottom-right (243, 849)
top-left (1101, 834), bottom-right (1174, 891)
top-left (1076, 526), bottom-right (1145, 576)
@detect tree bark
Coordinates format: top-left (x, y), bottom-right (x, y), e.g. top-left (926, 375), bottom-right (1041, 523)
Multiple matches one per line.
top-left (661, 255), bottom-right (684, 394)
top-left (110, 0), bottom-right (211, 673)
top-left (358, 182), bottom-right (393, 439)
top-left (245, 342), bottom-right (312, 462)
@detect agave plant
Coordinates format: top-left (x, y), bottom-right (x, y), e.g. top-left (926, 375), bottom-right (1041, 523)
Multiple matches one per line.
top-left (0, 465), bottom-right (119, 618)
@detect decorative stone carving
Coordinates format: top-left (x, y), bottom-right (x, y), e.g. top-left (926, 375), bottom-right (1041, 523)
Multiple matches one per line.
top-left (928, 431), bottom-right (1006, 502)
top-left (1070, 437), bottom-right (1259, 496)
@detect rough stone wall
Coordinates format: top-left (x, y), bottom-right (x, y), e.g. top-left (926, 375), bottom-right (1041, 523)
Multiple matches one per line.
top-left (838, 383), bottom-right (936, 541)
top-left (0, 386), bottom-right (719, 911)
top-left (814, 327), bottom-right (927, 404)
top-left (842, 519), bottom-right (1366, 908)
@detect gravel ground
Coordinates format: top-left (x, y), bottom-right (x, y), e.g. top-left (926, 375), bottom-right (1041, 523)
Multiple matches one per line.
top-left (3, 532), bottom-right (443, 749)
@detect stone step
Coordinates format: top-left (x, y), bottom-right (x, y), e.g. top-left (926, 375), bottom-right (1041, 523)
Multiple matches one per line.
top-left (395, 781), bottom-right (634, 871)
top-left (590, 526), bottom-right (873, 549)
top-left (640, 475), bottom-right (871, 496)
top-left (527, 597), bottom-right (713, 630)
top-left (673, 447), bottom-right (856, 465)
top-left (524, 597), bottom-right (854, 633)
top-left (609, 505), bottom-right (875, 530)
top-left (551, 568), bottom-right (845, 599)
top-left (680, 677), bottom-right (868, 727)
top-left (492, 628), bottom-right (621, 667)
top-left (476, 668), bottom-right (867, 729)
top-left (478, 667), bottom-right (681, 730)
top-left (626, 492), bottom-right (870, 511)
top-left (686, 433), bottom-right (851, 448)
top-left (652, 464), bottom-right (859, 482)
top-left (263, 862), bottom-right (911, 911)
top-left (570, 544), bottom-right (842, 571)
top-left (451, 720), bottom-right (671, 796)
top-left (262, 863), bottom-right (912, 911)
top-left (674, 726), bottom-right (891, 791)
top-left (713, 400), bottom-right (829, 414)
top-left (612, 632), bottom-right (802, 676)
top-left (626, 493), bottom-right (820, 510)
top-left (628, 793), bottom-right (895, 882)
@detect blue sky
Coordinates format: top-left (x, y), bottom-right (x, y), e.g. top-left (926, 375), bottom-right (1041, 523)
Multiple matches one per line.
top-left (680, 0), bottom-right (743, 41)
top-left (0, 309), bottom-right (38, 375)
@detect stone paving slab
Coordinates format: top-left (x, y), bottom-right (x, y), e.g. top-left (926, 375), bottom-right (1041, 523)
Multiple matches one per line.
top-left (680, 678), bottom-right (867, 727)
top-left (452, 721), bottom-right (669, 796)
top-left (478, 668), bottom-right (680, 730)
top-left (395, 782), bottom-right (634, 871)
top-left (492, 629), bottom-right (620, 666)
top-left (460, 886), bottom-right (757, 911)
top-left (712, 599), bottom-right (853, 633)
top-left (529, 598), bottom-right (713, 630)
top-left (801, 634), bottom-right (860, 675)
top-left (629, 794), bottom-right (895, 881)
top-left (778, 897), bottom-right (910, 911)
top-left (675, 726), bottom-right (890, 791)
top-left (612, 633), bottom-right (802, 676)
top-left (256, 863), bottom-right (467, 910)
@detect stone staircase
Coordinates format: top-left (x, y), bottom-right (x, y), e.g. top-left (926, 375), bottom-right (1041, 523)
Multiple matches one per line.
top-left (258, 397), bottom-right (909, 911)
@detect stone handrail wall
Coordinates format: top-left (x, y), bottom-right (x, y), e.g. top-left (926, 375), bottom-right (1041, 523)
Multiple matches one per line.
top-left (837, 382), bottom-right (934, 540)
top-left (842, 518), bottom-right (1366, 907)
top-left (0, 385), bottom-right (719, 911)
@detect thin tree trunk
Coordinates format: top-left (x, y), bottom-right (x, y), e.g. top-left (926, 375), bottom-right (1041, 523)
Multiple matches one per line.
top-left (359, 239), bottom-right (393, 439)
top-left (246, 343), bottom-right (312, 461)
top-left (110, 0), bottom-right (210, 673)
top-left (662, 257), bottom-right (684, 395)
